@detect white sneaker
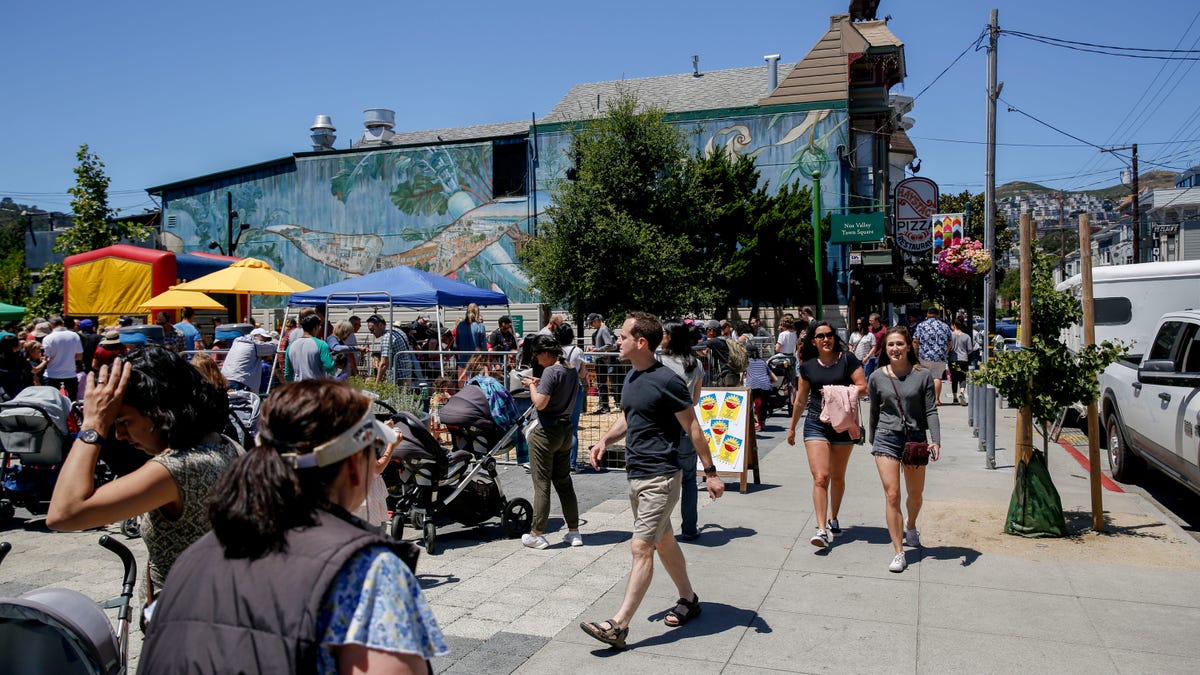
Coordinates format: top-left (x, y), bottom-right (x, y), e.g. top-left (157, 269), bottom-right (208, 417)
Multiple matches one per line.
top-left (810, 529), bottom-right (831, 548)
top-left (563, 531), bottom-right (584, 547)
top-left (904, 529), bottom-right (921, 548)
top-left (522, 533), bottom-right (549, 550)
top-left (889, 553), bottom-right (907, 573)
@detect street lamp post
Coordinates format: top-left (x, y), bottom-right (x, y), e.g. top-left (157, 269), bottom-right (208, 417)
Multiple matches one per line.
top-left (812, 171), bottom-right (823, 320)
top-left (208, 191), bottom-right (249, 255)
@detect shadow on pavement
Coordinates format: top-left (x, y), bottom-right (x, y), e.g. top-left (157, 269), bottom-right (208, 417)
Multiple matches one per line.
top-left (582, 601), bottom-right (768, 656)
top-left (918, 544), bottom-right (982, 566)
top-left (417, 573), bottom-right (460, 590)
top-left (1063, 510), bottom-right (1173, 540)
top-left (684, 524), bottom-right (757, 547)
top-left (832, 525), bottom-right (893, 545)
top-left (576, 529), bottom-right (633, 546)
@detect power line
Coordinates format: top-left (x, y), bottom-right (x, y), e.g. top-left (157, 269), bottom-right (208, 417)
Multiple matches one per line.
top-left (1001, 29), bottom-right (1200, 60)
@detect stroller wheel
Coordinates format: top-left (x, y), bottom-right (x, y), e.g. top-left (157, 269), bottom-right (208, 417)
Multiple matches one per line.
top-left (0, 501), bottom-right (14, 529)
top-left (501, 498), bottom-right (533, 538)
top-left (423, 521), bottom-right (437, 555)
top-left (389, 512), bottom-right (405, 540)
top-left (120, 516), bottom-right (141, 539)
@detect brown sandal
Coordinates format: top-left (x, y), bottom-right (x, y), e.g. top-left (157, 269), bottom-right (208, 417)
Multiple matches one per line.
top-left (664, 593), bottom-right (701, 627)
top-left (580, 619), bottom-right (628, 649)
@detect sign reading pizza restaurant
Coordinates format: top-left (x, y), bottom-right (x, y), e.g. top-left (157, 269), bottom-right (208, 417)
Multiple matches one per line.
top-left (893, 177), bottom-right (939, 253)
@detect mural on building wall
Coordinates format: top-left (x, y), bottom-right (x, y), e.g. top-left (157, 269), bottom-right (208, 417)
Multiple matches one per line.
top-left (161, 141), bottom-right (536, 303)
top-left (535, 107), bottom-right (849, 206)
top-left (160, 106), bottom-right (848, 305)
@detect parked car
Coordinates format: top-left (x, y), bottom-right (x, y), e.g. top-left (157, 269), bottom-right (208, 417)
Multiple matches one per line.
top-left (1099, 311), bottom-right (1200, 494)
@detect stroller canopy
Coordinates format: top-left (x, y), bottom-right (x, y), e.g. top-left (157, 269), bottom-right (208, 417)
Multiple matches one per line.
top-left (0, 387), bottom-right (72, 457)
top-left (391, 412), bottom-right (445, 464)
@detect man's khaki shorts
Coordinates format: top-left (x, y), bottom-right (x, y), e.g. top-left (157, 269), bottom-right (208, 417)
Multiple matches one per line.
top-left (925, 361), bottom-right (948, 380)
top-left (628, 470), bottom-right (682, 542)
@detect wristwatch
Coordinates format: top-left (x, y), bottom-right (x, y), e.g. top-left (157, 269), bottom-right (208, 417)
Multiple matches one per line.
top-left (78, 429), bottom-right (105, 446)
top-left (703, 464), bottom-right (718, 476)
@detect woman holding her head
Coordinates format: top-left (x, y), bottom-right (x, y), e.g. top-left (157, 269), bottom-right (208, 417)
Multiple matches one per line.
top-left (786, 320), bottom-right (867, 549)
top-left (47, 346), bottom-right (239, 598)
top-left (141, 379), bottom-right (446, 673)
top-left (867, 326), bottom-right (941, 573)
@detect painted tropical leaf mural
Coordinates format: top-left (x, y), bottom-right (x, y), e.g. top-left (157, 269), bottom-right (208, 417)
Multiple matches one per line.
top-left (391, 173), bottom-right (449, 216)
top-left (331, 154), bottom-right (393, 202)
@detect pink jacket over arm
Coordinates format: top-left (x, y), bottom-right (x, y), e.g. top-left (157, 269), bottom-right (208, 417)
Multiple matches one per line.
top-left (819, 384), bottom-right (861, 440)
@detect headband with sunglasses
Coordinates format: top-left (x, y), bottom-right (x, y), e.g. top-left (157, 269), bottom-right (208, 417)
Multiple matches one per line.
top-left (271, 409), bottom-right (397, 470)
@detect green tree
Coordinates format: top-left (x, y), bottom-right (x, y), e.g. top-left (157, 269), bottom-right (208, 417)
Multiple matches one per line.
top-left (688, 151), bottom-right (821, 314)
top-left (974, 250), bottom-right (1125, 428)
top-left (521, 93), bottom-right (714, 320)
top-left (25, 145), bottom-right (151, 318)
top-left (0, 200), bottom-right (31, 307)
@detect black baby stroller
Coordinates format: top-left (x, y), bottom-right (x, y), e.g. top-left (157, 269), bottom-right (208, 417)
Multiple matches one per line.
top-left (0, 535), bottom-right (138, 674)
top-left (0, 387), bottom-right (85, 528)
top-left (765, 352), bottom-right (797, 417)
top-left (383, 379), bottom-right (532, 554)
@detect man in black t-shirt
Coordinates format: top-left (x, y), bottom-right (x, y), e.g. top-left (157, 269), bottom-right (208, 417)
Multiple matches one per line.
top-left (582, 312), bottom-right (725, 649)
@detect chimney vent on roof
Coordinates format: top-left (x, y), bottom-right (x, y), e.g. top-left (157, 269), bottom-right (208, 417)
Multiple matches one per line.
top-left (763, 54), bottom-right (781, 93)
top-left (692, 55), bottom-right (701, 78)
top-left (310, 115), bottom-right (336, 151)
top-left (358, 108), bottom-right (396, 146)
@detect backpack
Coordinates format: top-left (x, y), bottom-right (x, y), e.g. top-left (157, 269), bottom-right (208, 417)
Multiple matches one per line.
top-left (722, 336), bottom-right (748, 374)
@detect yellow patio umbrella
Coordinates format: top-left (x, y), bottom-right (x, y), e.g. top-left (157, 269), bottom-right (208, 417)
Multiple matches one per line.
top-left (138, 286), bottom-right (226, 310)
top-left (172, 257), bottom-right (312, 295)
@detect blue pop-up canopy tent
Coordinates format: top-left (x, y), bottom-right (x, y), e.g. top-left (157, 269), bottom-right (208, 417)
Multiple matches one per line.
top-left (288, 266), bottom-right (508, 308)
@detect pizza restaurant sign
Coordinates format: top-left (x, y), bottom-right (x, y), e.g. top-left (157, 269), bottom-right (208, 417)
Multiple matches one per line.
top-left (893, 177), bottom-right (939, 253)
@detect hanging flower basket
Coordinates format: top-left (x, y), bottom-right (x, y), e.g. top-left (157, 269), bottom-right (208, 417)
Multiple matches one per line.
top-left (937, 238), bottom-right (992, 279)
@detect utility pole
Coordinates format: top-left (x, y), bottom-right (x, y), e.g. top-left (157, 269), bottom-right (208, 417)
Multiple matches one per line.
top-left (1058, 192), bottom-right (1067, 275)
top-left (1078, 213), bottom-right (1105, 531)
top-left (1102, 144), bottom-right (1139, 264)
top-left (1015, 212), bottom-right (1034, 469)
top-left (1132, 144), bottom-right (1140, 263)
top-left (812, 171), bottom-right (824, 320)
top-left (983, 8), bottom-right (999, 364)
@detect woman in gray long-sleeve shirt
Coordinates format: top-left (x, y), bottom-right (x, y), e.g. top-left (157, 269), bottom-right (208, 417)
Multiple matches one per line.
top-left (867, 326), bottom-right (941, 574)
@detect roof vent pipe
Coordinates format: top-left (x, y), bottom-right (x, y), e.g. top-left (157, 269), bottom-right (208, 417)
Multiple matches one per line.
top-left (360, 108), bottom-right (396, 145)
top-left (764, 54), bottom-right (781, 93)
top-left (692, 55), bottom-right (701, 78)
top-left (310, 115), bottom-right (336, 151)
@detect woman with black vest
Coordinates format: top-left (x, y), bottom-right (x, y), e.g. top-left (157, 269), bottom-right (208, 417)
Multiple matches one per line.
top-left (141, 379), bottom-right (447, 673)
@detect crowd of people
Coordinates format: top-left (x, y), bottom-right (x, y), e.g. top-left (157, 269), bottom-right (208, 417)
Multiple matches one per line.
top-left (1, 300), bottom-right (982, 666)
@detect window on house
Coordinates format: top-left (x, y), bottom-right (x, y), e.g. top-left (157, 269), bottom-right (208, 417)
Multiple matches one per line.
top-left (493, 139), bottom-right (528, 198)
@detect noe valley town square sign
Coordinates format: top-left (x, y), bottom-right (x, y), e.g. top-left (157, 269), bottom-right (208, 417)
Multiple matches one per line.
top-left (830, 211), bottom-right (886, 244)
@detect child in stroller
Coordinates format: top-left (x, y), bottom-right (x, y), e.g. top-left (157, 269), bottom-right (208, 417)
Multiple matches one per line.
top-left (383, 375), bottom-right (533, 554)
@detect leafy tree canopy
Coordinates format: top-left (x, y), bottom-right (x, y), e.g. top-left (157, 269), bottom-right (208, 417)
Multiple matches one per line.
top-left (521, 92), bottom-right (821, 322)
top-left (26, 145), bottom-right (151, 318)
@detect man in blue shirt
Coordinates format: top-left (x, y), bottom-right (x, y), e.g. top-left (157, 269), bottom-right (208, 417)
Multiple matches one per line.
top-left (912, 307), bottom-right (952, 404)
top-left (174, 307), bottom-right (203, 355)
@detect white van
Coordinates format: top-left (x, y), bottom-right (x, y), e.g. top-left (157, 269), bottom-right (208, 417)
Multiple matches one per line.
top-left (1056, 260), bottom-right (1200, 357)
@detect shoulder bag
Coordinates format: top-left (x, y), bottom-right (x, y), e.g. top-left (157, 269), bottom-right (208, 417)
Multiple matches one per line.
top-left (887, 368), bottom-right (931, 466)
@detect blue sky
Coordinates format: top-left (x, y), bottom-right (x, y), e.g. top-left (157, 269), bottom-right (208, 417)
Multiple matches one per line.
top-left (3, 0), bottom-right (1198, 215)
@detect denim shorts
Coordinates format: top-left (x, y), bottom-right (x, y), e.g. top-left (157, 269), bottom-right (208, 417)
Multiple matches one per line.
top-left (871, 428), bottom-right (927, 461)
top-left (802, 413), bottom-right (854, 445)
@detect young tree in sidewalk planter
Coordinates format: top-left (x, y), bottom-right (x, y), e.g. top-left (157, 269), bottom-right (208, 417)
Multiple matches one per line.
top-left (25, 145), bottom-right (151, 319)
top-left (971, 250), bottom-right (1125, 537)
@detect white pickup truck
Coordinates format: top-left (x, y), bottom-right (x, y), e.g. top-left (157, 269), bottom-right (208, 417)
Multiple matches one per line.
top-left (1099, 311), bottom-right (1200, 494)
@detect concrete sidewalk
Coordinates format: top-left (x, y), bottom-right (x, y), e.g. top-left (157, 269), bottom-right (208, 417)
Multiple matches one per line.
top-left (425, 402), bottom-right (1200, 674)
top-left (2, 402), bottom-right (1199, 673)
